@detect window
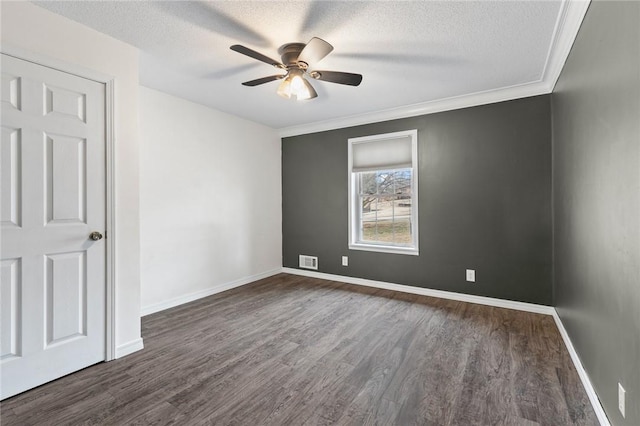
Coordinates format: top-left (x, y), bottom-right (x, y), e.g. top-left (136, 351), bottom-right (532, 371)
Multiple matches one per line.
top-left (348, 130), bottom-right (419, 255)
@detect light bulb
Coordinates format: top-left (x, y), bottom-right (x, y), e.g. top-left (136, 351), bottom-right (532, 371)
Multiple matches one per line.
top-left (277, 78), bottom-right (292, 99)
top-left (291, 75), bottom-right (305, 94)
top-left (276, 70), bottom-right (316, 101)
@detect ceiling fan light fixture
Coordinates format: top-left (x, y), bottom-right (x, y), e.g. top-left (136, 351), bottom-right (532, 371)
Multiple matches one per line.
top-left (231, 37), bottom-right (360, 100)
top-left (277, 69), bottom-right (316, 101)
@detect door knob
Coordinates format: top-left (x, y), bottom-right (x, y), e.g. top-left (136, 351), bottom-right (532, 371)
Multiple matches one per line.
top-left (89, 231), bottom-right (103, 241)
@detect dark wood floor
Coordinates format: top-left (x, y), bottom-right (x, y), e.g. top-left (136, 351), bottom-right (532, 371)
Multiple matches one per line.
top-left (1, 273), bottom-right (597, 425)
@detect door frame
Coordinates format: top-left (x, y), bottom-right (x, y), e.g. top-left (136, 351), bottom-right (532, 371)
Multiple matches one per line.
top-left (1, 45), bottom-right (118, 361)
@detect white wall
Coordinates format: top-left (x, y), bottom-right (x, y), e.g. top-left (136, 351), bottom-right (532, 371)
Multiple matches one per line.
top-left (139, 87), bottom-right (282, 314)
top-left (1, 2), bottom-right (142, 356)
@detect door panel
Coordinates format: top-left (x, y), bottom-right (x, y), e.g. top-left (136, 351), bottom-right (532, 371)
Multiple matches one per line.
top-left (0, 258), bottom-right (21, 361)
top-left (1, 73), bottom-right (21, 111)
top-left (44, 83), bottom-right (87, 122)
top-left (45, 133), bottom-right (87, 224)
top-left (0, 127), bottom-right (22, 227)
top-left (45, 251), bottom-right (87, 346)
top-left (0, 54), bottom-right (106, 400)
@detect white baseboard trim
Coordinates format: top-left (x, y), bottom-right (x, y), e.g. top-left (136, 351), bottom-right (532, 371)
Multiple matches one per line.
top-left (281, 268), bottom-right (555, 315)
top-left (551, 310), bottom-right (610, 426)
top-left (140, 268), bottom-right (282, 317)
top-left (115, 337), bottom-right (144, 359)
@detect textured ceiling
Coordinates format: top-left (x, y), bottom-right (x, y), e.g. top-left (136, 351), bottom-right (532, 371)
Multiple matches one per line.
top-left (34, 1), bottom-right (563, 130)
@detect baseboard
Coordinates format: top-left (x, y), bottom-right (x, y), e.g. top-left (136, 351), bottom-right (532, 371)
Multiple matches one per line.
top-left (140, 268), bottom-right (282, 317)
top-left (115, 337), bottom-right (144, 359)
top-left (281, 267), bottom-right (555, 315)
top-left (551, 310), bottom-right (610, 426)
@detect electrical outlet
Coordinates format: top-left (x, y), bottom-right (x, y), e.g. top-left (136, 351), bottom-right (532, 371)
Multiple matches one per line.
top-left (466, 269), bottom-right (475, 282)
top-left (619, 383), bottom-right (626, 418)
top-left (342, 256), bottom-right (348, 266)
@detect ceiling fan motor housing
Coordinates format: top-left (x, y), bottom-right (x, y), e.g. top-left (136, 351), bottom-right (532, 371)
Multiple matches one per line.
top-left (278, 43), bottom-right (307, 67)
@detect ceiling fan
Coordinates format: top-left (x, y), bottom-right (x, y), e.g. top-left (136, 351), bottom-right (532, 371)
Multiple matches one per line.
top-left (230, 37), bottom-right (363, 101)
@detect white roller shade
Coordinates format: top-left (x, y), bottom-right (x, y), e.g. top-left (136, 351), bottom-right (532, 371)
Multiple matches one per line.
top-left (351, 136), bottom-right (412, 172)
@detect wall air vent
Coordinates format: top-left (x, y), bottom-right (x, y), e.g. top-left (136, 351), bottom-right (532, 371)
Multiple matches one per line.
top-left (299, 255), bottom-right (318, 270)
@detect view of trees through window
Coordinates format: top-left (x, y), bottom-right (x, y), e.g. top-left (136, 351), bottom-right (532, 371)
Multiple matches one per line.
top-left (358, 169), bottom-right (413, 245)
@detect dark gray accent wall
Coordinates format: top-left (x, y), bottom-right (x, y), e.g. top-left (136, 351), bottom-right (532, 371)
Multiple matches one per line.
top-left (552, 1), bottom-right (640, 424)
top-left (283, 95), bottom-right (552, 305)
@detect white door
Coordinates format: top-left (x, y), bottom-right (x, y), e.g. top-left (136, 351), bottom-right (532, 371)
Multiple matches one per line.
top-left (1, 54), bottom-right (106, 400)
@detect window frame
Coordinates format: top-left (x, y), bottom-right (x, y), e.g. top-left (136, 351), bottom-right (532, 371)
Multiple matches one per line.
top-left (348, 129), bottom-right (419, 256)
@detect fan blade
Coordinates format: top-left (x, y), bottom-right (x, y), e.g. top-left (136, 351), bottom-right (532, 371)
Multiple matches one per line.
top-left (311, 71), bottom-right (363, 86)
top-left (241, 75), bottom-right (285, 86)
top-left (298, 37), bottom-right (334, 66)
top-left (230, 45), bottom-right (284, 68)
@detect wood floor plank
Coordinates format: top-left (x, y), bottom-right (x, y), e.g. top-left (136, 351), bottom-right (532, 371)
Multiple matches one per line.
top-left (385, 301), bottom-right (472, 424)
top-left (0, 274), bottom-right (598, 425)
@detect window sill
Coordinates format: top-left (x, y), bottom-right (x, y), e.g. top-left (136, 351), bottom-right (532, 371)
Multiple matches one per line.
top-left (349, 243), bottom-right (419, 256)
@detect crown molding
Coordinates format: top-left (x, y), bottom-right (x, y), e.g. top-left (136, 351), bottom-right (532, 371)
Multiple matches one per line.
top-left (279, 0), bottom-right (591, 138)
top-left (279, 81), bottom-right (549, 138)
top-left (542, 0), bottom-right (591, 91)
